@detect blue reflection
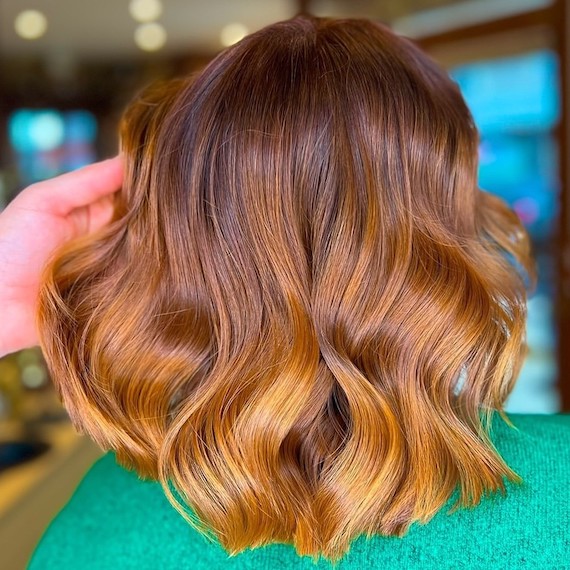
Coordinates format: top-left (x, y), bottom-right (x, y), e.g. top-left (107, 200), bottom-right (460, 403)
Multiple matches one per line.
top-left (451, 50), bottom-right (561, 413)
top-left (451, 51), bottom-right (561, 242)
top-left (451, 50), bottom-right (560, 132)
top-left (8, 109), bottom-right (98, 184)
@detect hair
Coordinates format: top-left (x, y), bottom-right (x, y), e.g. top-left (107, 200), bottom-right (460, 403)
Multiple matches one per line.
top-left (37, 14), bottom-right (535, 564)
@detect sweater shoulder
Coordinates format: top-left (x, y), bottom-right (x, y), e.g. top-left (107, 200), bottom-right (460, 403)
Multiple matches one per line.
top-left (503, 411), bottom-right (570, 433)
top-left (491, 412), bottom-right (570, 457)
top-left (29, 414), bottom-right (570, 569)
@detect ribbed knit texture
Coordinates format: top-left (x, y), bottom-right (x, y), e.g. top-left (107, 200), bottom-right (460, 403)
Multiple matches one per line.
top-left (28, 413), bottom-right (570, 569)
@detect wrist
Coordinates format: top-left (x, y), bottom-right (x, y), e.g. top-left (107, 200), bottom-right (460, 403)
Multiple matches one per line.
top-left (0, 300), bottom-right (39, 358)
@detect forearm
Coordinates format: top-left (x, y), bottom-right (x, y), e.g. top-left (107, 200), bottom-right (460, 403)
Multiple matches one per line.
top-left (0, 300), bottom-right (37, 358)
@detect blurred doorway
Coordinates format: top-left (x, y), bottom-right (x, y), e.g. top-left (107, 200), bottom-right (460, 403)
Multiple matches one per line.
top-left (417, 2), bottom-right (567, 413)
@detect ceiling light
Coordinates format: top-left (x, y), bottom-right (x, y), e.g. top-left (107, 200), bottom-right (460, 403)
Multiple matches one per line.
top-left (220, 23), bottom-right (248, 47)
top-left (134, 22), bottom-right (167, 52)
top-left (14, 9), bottom-right (47, 40)
top-left (129, 0), bottom-right (163, 23)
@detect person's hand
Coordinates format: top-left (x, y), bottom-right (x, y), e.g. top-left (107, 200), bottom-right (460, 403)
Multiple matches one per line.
top-left (0, 156), bottom-right (123, 358)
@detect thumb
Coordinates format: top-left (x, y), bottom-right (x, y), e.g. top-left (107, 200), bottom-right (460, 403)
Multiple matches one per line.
top-left (69, 192), bottom-right (117, 238)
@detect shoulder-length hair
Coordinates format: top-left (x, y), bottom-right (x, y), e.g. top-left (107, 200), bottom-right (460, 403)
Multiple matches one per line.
top-left (37, 14), bottom-right (535, 563)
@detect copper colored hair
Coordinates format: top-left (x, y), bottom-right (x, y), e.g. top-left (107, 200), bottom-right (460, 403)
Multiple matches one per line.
top-left (37, 15), bottom-right (535, 563)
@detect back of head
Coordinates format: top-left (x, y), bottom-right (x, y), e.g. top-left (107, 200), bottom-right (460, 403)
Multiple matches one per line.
top-left (37, 14), bottom-right (535, 563)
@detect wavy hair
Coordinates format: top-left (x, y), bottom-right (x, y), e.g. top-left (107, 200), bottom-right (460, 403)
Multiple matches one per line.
top-left (37, 15), bottom-right (536, 563)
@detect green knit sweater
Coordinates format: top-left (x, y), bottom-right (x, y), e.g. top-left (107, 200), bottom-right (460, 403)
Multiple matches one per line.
top-left (28, 413), bottom-right (570, 569)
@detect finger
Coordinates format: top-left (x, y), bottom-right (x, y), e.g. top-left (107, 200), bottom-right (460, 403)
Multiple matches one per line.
top-left (67, 193), bottom-right (115, 238)
top-left (88, 193), bottom-right (116, 233)
top-left (24, 156), bottom-right (124, 216)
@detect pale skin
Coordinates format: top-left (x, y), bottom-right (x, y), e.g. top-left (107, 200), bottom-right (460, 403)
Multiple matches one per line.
top-left (0, 156), bottom-right (123, 358)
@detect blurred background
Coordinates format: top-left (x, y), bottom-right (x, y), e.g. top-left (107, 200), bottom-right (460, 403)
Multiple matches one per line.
top-left (0, 0), bottom-right (568, 567)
